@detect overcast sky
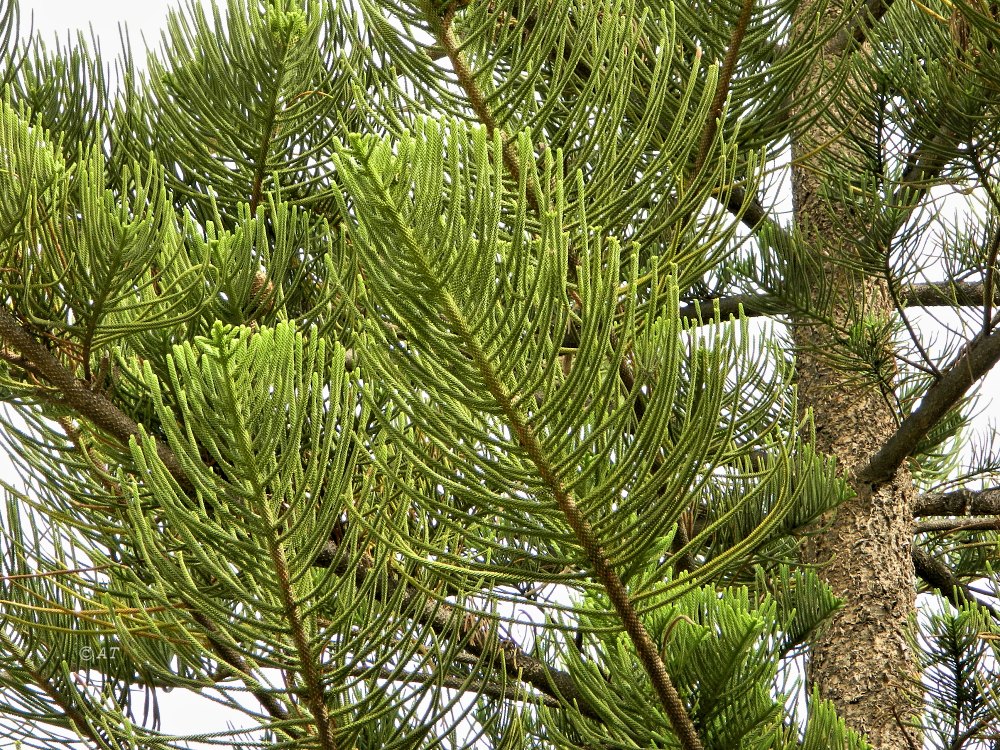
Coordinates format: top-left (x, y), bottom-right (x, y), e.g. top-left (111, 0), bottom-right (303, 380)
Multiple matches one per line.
top-left (21, 0), bottom-right (181, 58)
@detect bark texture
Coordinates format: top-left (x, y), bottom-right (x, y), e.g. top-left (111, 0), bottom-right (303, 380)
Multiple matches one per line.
top-left (791, 3), bottom-right (921, 748)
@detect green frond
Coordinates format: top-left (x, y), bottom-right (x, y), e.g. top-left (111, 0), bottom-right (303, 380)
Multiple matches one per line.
top-left (549, 576), bottom-right (851, 749)
top-left (118, 0), bottom-right (364, 225)
top-left (919, 603), bottom-right (1000, 749)
top-left (8, 31), bottom-right (109, 163)
top-left (329, 122), bottom-right (816, 604)
top-left (799, 694), bottom-right (870, 750)
top-left (0, 488), bottom-right (173, 748)
top-left (0, 1), bottom-right (23, 91)
top-left (358, 0), bottom-right (778, 288)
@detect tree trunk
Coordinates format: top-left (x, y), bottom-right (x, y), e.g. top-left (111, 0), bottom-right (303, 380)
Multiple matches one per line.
top-left (791, 4), bottom-right (921, 749)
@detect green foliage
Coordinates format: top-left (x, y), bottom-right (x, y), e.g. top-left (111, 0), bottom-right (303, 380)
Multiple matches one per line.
top-left (0, 0), bottom-right (996, 748)
top-left (548, 569), bottom-right (841, 749)
top-left (920, 603), bottom-right (1000, 749)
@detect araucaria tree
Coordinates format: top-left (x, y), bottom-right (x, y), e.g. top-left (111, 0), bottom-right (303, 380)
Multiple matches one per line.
top-left (1, 0), bottom-right (999, 747)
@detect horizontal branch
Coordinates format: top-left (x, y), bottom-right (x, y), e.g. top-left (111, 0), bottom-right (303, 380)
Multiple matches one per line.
top-left (676, 281), bottom-right (1000, 324)
top-left (361, 666), bottom-right (563, 709)
top-left (904, 281), bottom-right (997, 307)
top-left (914, 516), bottom-right (1000, 533)
top-left (915, 487), bottom-right (1000, 518)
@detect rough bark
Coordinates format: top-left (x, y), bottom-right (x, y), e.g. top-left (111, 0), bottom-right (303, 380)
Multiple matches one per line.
top-left (790, 4), bottom-right (921, 748)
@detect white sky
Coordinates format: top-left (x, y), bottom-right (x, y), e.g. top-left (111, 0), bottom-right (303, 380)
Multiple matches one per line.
top-left (7, 0), bottom-right (1000, 746)
top-left (20, 0), bottom-right (180, 59)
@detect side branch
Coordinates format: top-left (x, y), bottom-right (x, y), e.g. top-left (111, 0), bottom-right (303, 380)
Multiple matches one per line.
top-left (191, 611), bottom-right (298, 735)
top-left (905, 281), bottom-right (999, 307)
top-left (675, 281), bottom-right (1000, 323)
top-left (914, 516), bottom-right (1000, 533)
top-left (0, 306), bottom-right (191, 490)
top-left (915, 487), bottom-right (1000, 517)
top-left (912, 548), bottom-right (999, 619)
top-left (437, 7), bottom-right (542, 218)
top-left (831, 0), bottom-right (895, 54)
top-left (858, 329), bottom-right (1000, 486)
top-left (315, 541), bottom-right (594, 719)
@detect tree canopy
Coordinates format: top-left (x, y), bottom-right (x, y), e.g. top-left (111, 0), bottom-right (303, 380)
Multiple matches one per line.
top-left (0, 1), bottom-right (998, 749)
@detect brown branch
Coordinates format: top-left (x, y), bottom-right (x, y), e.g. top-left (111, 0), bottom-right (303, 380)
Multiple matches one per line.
top-left (694, 0), bottom-right (756, 174)
top-left (829, 0), bottom-right (896, 54)
top-left (911, 547), bottom-right (999, 619)
top-left (314, 541), bottom-right (596, 720)
top-left (913, 516), bottom-right (1000, 533)
top-left (549, 488), bottom-right (704, 750)
top-left (914, 487), bottom-right (1000, 517)
top-left (670, 280), bottom-right (1000, 325)
top-left (858, 327), bottom-right (1000, 486)
top-left (852, 0), bottom-right (894, 43)
top-left (360, 666), bottom-right (563, 708)
top-left (0, 306), bottom-right (192, 491)
top-left (434, 12), bottom-right (699, 746)
top-left (904, 280), bottom-right (998, 307)
top-left (190, 611), bottom-right (300, 737)
top-left (438, 7), bottom-right (541, 218)
top-left (271, 540), bottom-right (337, 749)
top-left (724, 184), bottom-right (773, 234)
top-left (890, 131), bottom-right (960, 220)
